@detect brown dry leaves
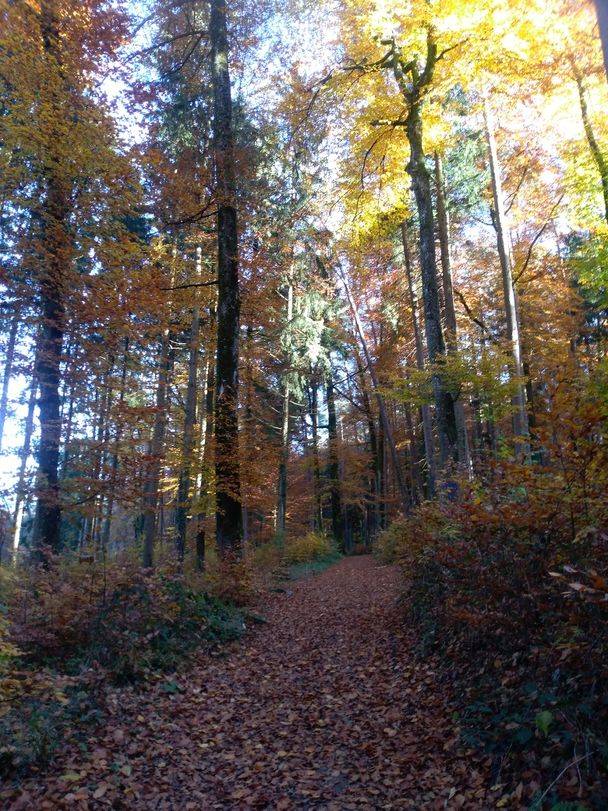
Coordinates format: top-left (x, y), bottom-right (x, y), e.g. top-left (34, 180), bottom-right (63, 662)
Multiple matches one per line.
top-left (3, 557), bottom-right (505, 810)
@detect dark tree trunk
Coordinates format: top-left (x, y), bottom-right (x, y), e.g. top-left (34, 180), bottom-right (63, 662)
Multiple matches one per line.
top-left (572, 60), bottom-right (608, 225)
top-left (593, 1), bottom-right (608, 87)
top-left (484, 97), bottom-right (529, 452)
top-left (401, 223), bottom-right (437, 496)
top-left (142, 330), bottom-right (173, 568)
top-left (338, 266), bottom-right (411, 514)
top-left (355, 353), bottom-right (381, 538)
top-left (434, 154), bottom-right (471, 472)
top-left (176, 249), bottom-right (202, 561)
top-left (31, 2), bottom-right (75, 562)
top-left (276, 284), bottom-right (292, 542)
top-left (405, 103), bottom-right (458, 466)
top-left (326, 371), bottom-right (344, 549)
top-left (308, 376), bottom-right (323, 533)
top-left (13, 379), bottom-right (37, 564)
top-left (210, 0), bottom-right (242, 557)
top-left (0, 303), bottom-right (20, 454)
top-left (389, 30), bottom-right (458, 468)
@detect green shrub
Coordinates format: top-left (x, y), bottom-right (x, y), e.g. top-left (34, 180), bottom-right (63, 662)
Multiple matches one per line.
top-left (284, 532), bottom-right (332, 564)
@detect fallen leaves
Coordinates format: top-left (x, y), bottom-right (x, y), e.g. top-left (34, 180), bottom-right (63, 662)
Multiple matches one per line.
top-left (3, 557), bottom-right (503, 810)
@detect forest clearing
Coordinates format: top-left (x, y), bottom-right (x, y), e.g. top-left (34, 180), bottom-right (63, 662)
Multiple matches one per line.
top-left (1, 0), bottom-right (608, 807)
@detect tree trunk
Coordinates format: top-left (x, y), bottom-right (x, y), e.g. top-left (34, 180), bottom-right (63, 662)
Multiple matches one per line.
top-left (176, 247), bottom-right (202, 561)
top-left (0, 303), bottom-right (20, 454)
top-left (572, 60), bottom-right (608, 225)
top-left (142, 328), bottom-right (173, 568)
top-left (338, 265), bottom-right (411, 514)
top-left (401, 223), bottom-right (437, 497)
top-left (31, 2), bottom-right (74, 562)
top-left (484, 96), bottom-right (529, 451)
top-left (434, 154), bottom-right (471, 473)
top-left (308, 376), bottom-right (323, 533)
top-left (13, 380), bottom-right (37, 565)
top-left (405, 96), bottom-right (458, 467)
top-left (355, 353), bottom-right (381, 538)
top-left (101, 337), bottom-right (129, 555)
top-left (326, 370), bottom-right (344, 548)
top-left (211, 0), bottom-right (242, 557)
top-left (276, 284), bottom-right (293, 542)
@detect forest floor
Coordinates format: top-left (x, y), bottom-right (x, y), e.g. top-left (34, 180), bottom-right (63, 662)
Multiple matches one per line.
top-left (5, 556), bottom-right (506, 811)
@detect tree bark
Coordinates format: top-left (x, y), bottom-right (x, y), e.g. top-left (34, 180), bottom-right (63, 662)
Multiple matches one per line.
top-left (0, 303), bottom-right (20, 454)
top-left (308, 376), bottom-right (323, 533)
top-left (338, 265), bottom-right (411, 514)
top-left (176, 247), bottom-right (202, 561)
top-left (142, 328), bottom-right (173, 568)
top-left (434, 154), bottom-right (471, 473)
top-left (276, 284), bottom-right (293, 542)
top-left (210, 0), bottom-right (242, 556)
top-left (326, 370), bottom-right (344, 548)
top-left (388, 31), bottom-right (458, 468)
top-left (572, 60), bottom-right (608, 225)
top-left (13, 380), bottom-right (37, 565)
top-left (484, 96), bottom-right (529, 450)
top-left (31, 1), bottom-right (75, 562)
top-left (401, 223), bottom-right (437, 497)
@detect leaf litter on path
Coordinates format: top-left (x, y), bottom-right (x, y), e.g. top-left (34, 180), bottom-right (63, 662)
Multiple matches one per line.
top-left (4, 557), bottom-right (504, 810)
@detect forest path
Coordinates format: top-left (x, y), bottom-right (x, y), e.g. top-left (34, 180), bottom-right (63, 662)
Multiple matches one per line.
top-left (10, 556), bottom-right (497, 810)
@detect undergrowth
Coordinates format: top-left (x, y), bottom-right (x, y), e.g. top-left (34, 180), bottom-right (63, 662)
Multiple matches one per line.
top-left (378, 457), bottom-right (608, 806)
top-left (0, 555), bottom-right (246, 778)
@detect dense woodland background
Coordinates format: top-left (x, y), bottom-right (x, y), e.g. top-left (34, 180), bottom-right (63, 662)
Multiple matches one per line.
top-left (1, 0), bottom-right (608, 806)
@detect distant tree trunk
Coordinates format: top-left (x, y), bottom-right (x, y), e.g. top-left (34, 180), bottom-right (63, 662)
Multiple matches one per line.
top-left (32, 182), bottom-right (70, 561)
top-left (326, 370), bottom-right (344, 548)
top-left (195, 319), bottom-right (216, 571)
top-left (593, 1), bottom-right (608, 85)
top-left (308, 376), bottom-right (323, 533)
top-left (338, 265), bottom-right (411, 514)
top-left (276, 284), bottom-right (293, 542)
top-left (484, 96), bottom-right (529, 451)
top-left (571, 60), bottom-right (608, 225)
top-left (101, 337), bottom-right (129, 554)
top-left (355, 353), bottom-right (381, 538)
top-left (434, 154), bottom-right (471, 473)
top-left (394, 32), bottom-right (458, 467)
top-left (401, 223), bottom-right (437, 497)
top-left (31, 2), bottom-right (74, 563)
top-left (13, 380), bottom-right (37, 564)
top-left (176, 248), bottom-right (202, 561)
top-left (211, 0), bottom-right (242, 557)
top-left (142, 328), bottom-right (173, 568)
top-left (0, 304), bottom-right (20, 454)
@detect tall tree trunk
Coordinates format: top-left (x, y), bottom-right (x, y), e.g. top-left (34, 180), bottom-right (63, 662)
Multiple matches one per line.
top-left (176, 247), bottom-right (202, 561)
top-left (195, 322), bottom-right (216, 571)
top-left (142, 329), bottom-right (173, 568)
top-left (593, 0), bottom-right (608, 81)
top-left (211, 0), bottom-right (242, 556)
top-left (308, 376), bottom-right (323, 533)
top-left (32, 2), bottom-right (74, 562)
top-left (276, 283), bottom-right (293, 542)
top-left (434, 154), bottom-right (471, 473)
top-left (101, 337), bottom-right (129, 555)
top-left (355, 353), bottom-right (381, 537)
top-left (13, 380), bottom-right (37, 565)
top-left (337, 265), bottom-right (411, 514)
top-left (571, 60), bottom-right (608, 225)
top-left (0, 303), bottom-right (20, 454)
top-left (326, 370), bottom-right (344, 548)
top-left (404, 88), bottom-right (458, 466)
top-left (401, 223), bottom-right (437, 497)
top-left (484, 96), bottom-right (529, 450)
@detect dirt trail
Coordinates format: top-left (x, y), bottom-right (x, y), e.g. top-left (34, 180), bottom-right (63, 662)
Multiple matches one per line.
top-left (8, 556), bottom-right (497, 810)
